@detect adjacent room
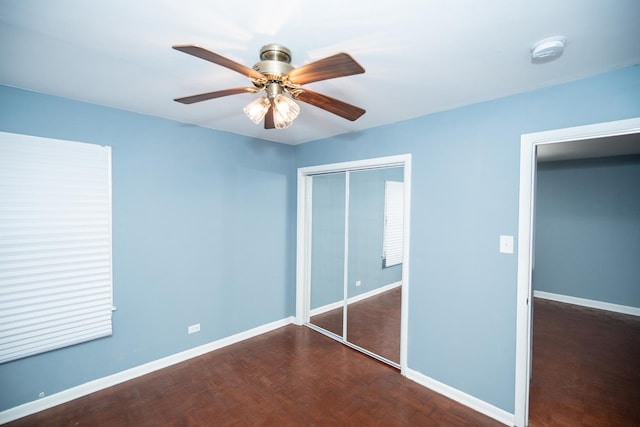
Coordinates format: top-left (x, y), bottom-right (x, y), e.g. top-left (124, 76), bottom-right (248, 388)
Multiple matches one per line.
top-left (1, 1), bottom-right (639, 426)
top-left (529, 144), bottom-right (640, 426)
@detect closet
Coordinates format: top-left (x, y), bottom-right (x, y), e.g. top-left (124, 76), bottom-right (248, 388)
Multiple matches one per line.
top-left (301, 163), bottom-right (407, 367)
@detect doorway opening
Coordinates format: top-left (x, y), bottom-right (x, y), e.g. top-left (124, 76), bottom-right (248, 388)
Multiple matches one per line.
top-left (514, 117), bottom-right (640, 426)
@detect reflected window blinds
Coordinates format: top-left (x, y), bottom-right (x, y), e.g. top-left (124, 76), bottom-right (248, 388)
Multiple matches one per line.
top-left (0, 132), bottom-right (113, 364)
top-left (382, 180), bottom-right (404, 268)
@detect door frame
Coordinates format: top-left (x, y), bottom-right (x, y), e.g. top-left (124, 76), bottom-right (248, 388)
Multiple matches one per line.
top-left (295, 154), bottom-right (412, 374)
top-left (514, 117), bottom-right (640, 426)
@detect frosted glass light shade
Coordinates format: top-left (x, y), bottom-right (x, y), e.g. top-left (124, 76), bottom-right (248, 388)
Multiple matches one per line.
top-left (243, 96), bottom-right (271, 124)
top-left (272, 94), bottom-right (300, 129)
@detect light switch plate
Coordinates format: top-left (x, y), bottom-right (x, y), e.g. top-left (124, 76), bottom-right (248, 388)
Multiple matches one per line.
top-left (500, 235), bottom-right (514, 254)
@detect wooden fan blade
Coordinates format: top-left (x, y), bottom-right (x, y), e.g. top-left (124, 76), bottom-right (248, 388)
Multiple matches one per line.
top-left (286, 53), bottom-right (365, 85)
top-left (174, 87), bottom-right (255, 104)
top-left (295, 89), bottom-right (365, 121)
top-left (173, 44), bottom-right (264, 80)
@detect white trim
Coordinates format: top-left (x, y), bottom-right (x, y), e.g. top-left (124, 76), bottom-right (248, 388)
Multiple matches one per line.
top-left (348, 281), bottom-right (402, 305)
top-left (310, 281), bottom-right (402, 316)
top-left (295, 172), bottom-right (313, 326)
top-left (406, 368), bottom-right (515, 426)
top-left (515, 117), bottom-right (640, 427)
top-left (297, 154), bottom-right (410, 175)
top-left (514, 127), bottom-right (536, 426)
top-left (296, 154), bottom-right (411, 373)
top-left (534, 291), bottom-right (640, 317)
top-left (342, 171), bottom-right (351, 340)
top-left (0, 316), bottom-right (295, 425)
top-left (400, 156), bottom-right (411, 373)
top-left (310, 299), bottom-right (344, 317)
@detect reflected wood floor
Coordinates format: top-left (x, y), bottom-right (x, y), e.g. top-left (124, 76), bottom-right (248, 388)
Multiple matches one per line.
top-left (6, 325), bottom-right (501, 427)
top-left (529, 298), bottom-right (640, 426)
top-left (311, 286), bottom-right (401, 363)
top-left (309, 303), bottom-right (343, 338)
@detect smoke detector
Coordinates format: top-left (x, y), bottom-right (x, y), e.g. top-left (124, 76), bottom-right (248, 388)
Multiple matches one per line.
top-left (531, 36), bottom-right (567, 63)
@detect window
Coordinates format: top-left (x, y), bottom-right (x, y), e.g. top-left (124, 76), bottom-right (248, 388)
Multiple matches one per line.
top-left (382, 180), bottom-right (404, 268)
top-left (0, 132), bottom-right (113, 364)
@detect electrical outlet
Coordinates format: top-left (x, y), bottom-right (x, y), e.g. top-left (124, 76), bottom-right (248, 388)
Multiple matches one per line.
top-left (355, 280), bottom-right (361, 287)
top-left (188, 324), bottom-right (200, 334)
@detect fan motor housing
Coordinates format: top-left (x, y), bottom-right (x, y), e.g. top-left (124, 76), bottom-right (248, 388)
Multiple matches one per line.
top-left (253, 44), bottom-right (294, 76)
top-left (260, 44), bottom-right (291, 62)
top-left (253, 60), bottom-right (294, 76)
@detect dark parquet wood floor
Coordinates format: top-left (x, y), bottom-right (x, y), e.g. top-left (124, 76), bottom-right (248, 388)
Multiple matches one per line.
top-left (529, 298), bottom-right (640, 427)
top-left (311, 286), bottom-right (401, 363)
top-left (8, 297), bottom-right (639, 426)
top-left (6, 325), bottom-right (500, 427)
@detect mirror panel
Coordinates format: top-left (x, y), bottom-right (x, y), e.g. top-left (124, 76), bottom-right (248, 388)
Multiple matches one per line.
top-left (309, 173), bottom-right (345, 338)
top-left (346, 167), bottom-right (403, 363)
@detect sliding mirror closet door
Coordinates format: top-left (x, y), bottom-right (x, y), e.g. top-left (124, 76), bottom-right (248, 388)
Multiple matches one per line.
top-left (306, 166), bottom-right (404, 366)
top-left (346, 167), bottom-right (403, 364)
top-left (309, 172), bottom-right (346, 338)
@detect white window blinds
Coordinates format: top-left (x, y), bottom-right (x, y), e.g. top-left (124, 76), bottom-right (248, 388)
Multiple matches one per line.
top-left (0, 132), bottom-right (113, 364)
top-left (382, 180), bottom-right (404, 268)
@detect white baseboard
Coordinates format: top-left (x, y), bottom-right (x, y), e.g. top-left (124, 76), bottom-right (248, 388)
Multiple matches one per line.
top-left (310, 299), bottom-right (343, 317)
top-left (0, 316), bottom-right (295, 425)
top-left (310, 281), bottom-right (401, 317)
top-left (534, 291), bottom-right (640, 316)
top-left (405, 368), bottom-right (515, 426)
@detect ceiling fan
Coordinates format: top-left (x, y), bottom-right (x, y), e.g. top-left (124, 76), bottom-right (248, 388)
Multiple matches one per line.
top-left (172, 43), bottom-right (366, 129)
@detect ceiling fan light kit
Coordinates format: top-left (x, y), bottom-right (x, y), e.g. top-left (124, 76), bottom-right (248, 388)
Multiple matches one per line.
top-left (173, 43), bottom-right (366, 129)
top-left (271, 94), bottom-right (300, 129)
top-left (243, 96), bottom-right (271, 124)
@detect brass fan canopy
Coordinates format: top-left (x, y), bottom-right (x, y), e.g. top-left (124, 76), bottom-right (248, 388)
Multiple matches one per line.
top-left (260, 44), bottom-right (291, 62)
top-left (253, 44), bottom-right (294, 76)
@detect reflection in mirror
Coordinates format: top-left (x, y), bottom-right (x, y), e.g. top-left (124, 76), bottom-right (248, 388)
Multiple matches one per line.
top-left (309, 172), bottom-right (345, 338)
top-left (346, 167), bottom-right (403, 364)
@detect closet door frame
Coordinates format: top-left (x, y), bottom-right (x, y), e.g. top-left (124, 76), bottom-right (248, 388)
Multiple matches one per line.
top-left (295, 154), bottom-right (412, 374)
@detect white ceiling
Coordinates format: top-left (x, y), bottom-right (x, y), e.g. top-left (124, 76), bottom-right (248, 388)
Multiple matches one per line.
top-left (1, 0), bottom-right (639, 145)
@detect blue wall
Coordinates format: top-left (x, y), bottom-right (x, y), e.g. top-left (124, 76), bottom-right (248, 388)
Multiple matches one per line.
top-left (1, 64), bottom-right (639, 415)
top-left (296, 65), bottom-right (640, 413)
top-left (534, 155), bottom-right (640, 307)
top-left (0, 85), bottom-right (297, 411)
